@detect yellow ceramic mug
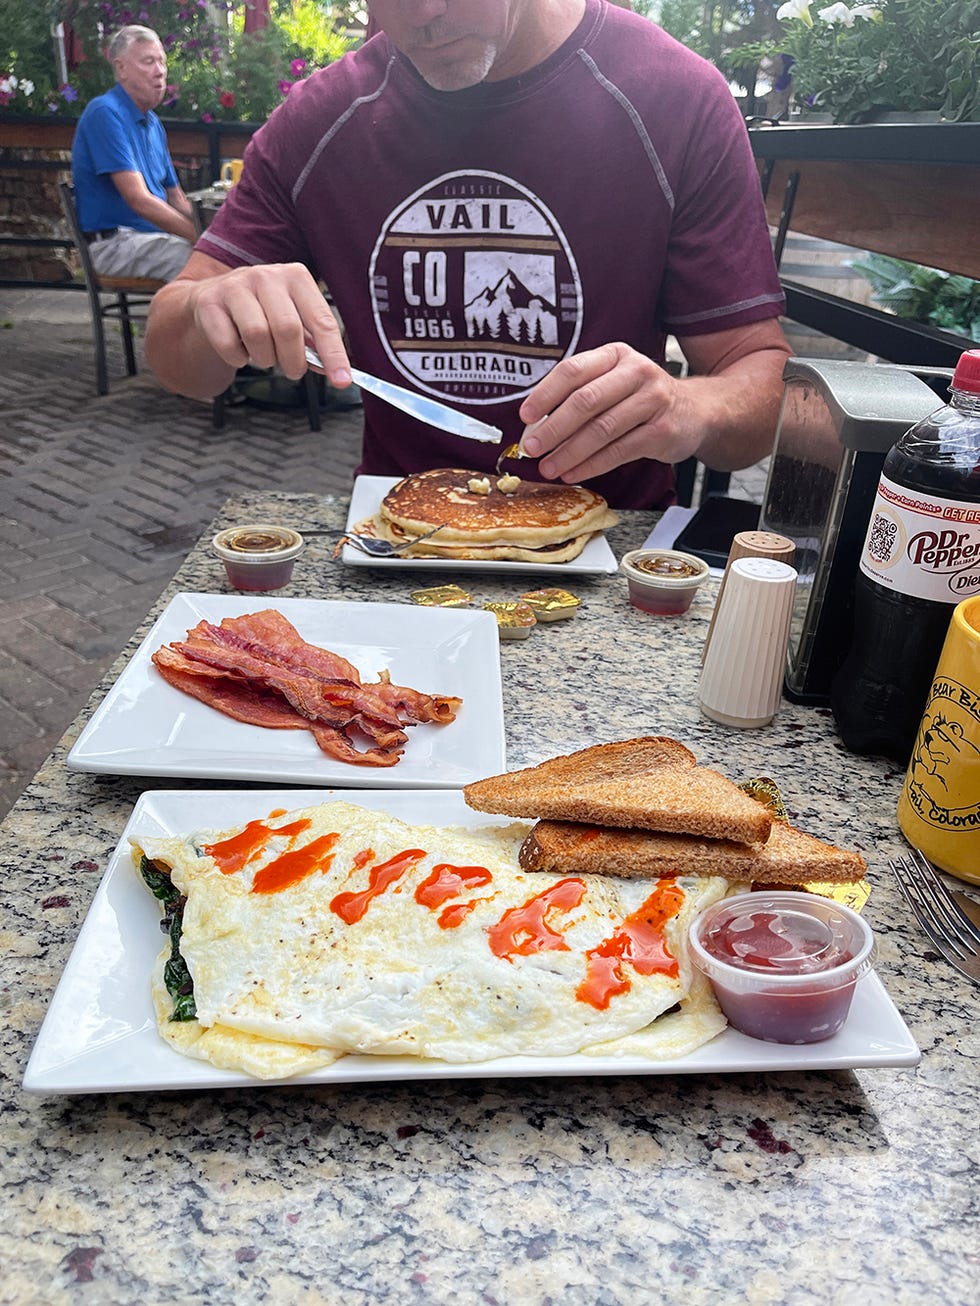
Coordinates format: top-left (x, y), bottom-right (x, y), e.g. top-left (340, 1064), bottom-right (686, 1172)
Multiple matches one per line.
top-left (897, 594), bottom-right (980, 884)
top-left (220, 158), bottom-right (244, 186)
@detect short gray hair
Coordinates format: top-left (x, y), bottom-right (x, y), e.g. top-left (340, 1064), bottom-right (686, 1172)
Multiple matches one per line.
top-left (108, 25), bottom-right (163, 62)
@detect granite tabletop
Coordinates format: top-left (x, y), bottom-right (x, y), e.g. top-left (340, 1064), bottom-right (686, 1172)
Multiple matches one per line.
top-left (2, 490), bottom-right (977, 1305)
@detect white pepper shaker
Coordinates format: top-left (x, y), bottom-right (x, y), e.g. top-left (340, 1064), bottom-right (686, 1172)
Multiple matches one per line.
top-left (699, 556), bottom-right (798, 728)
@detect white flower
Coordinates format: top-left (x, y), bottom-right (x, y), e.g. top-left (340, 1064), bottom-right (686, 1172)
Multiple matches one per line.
top-left (777, 0), bottom-right (814, 23)
top-left (20, 79), bottom-right (34, 96)
top-left (818, 3), bottom-right (854, 23)
top-left (0, 77), bottom-right (13, 94)
top-left (818, 3), bottom-right (880, 25)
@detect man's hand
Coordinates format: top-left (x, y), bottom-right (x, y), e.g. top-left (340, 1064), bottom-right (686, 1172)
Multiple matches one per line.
top-left (517, 322), bottom-right (791, 483)
top-left (188, 261), bottom-right (349, 381)
top-left (111, 170), bottom-right (197, 243)
top-left (517, 342), bottom-right (693, 484)
top-left (146, 254), bottom-right (352, 400)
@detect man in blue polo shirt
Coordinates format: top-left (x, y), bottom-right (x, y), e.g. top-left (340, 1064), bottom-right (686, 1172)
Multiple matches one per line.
top-left (71, 25), bottom-right (197, 281)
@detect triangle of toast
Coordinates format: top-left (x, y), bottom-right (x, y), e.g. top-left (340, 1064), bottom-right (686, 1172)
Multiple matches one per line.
top-left (463, 737), bottom-right (771, 845)
top-left (518, 819), bottom-right (866, 884)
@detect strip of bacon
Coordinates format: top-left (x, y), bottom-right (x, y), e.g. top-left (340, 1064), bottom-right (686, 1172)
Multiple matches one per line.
top-left (171, 629), bottom-right (405, 729)
top-left (190, 609), bottom-right (362, 683)
top-left (153, 647), bottom-right (310, 731)
top-left (310, 722), bottom-right (401, 768)
top-left (154, 644), bottom-right (410, 757)
top-left (151, 611), bottom-right (460, 766)
top-left (370, 670), bottom-right (463, 724)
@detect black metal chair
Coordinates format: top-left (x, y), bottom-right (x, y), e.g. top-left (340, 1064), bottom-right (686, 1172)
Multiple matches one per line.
top-left (62, 182), bottom-right (321, 430)
top-left (59, 181), bottom-right (165, 396)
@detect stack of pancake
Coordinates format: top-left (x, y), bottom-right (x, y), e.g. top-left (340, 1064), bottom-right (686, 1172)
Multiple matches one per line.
top-left (365, 468), bottom-right (619, 563)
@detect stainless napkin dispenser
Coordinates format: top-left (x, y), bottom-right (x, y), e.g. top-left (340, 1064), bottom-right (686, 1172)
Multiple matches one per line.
top-left (759, 358), bottom-right (939, 704)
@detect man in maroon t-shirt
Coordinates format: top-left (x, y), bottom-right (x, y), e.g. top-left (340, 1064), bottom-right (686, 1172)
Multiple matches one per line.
top-left (146, 0), bottom-right (790, 510)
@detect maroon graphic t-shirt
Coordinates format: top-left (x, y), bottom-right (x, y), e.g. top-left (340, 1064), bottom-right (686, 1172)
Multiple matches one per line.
top-left (200, 0), bottom-right (784, 509)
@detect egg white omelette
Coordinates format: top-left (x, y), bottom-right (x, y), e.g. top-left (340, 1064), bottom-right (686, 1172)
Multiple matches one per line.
top-left (132, 801), bottom-right (731, 1080)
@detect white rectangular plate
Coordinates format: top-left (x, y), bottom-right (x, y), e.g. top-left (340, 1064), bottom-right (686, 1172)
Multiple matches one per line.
top-left (66, 594), bottom-right (504, 788)
top-left (342, 475), bottom-right (619, 574)
top-left (24, 789), bottom-right (920, 1095)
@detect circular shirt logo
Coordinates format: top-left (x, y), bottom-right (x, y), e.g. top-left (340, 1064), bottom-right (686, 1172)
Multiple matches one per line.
top-left (369, 169), bottom-right (582, 406)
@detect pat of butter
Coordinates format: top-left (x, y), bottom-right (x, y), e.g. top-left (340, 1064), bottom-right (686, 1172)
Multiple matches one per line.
top-left (520, 588), bottom-right (580, 621)
top-left (483, 601), bottom-right (537, 639)
top-left (411, 585), bottom-right (473, 609)
top-left (467, 476), bottom-right (492, 495)
top-left (496, 474), bottom-right (521, 494)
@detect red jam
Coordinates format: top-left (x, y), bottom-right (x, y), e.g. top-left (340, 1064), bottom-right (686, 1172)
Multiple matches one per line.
top-left (690, 893), bottom-right (873, 1045)
top-left (702, 909), bottom-right (849, 974)
top-left (710, 971), bottom-right (858, 1045)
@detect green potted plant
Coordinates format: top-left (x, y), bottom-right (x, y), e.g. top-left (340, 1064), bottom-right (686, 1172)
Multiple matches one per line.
top-left (775, 0), bottom-right (979, 124)
top-left (1, 1), bottom-right (359, 125)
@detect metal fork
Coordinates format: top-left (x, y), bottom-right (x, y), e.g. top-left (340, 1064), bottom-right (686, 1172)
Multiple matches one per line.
top-left (890, 848), bottom-right (980, 984)
top-left (338, 523), bottom-right (449, 558)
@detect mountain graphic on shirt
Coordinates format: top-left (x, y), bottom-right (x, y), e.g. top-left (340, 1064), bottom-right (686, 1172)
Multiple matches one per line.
top-left (464, 266), bottom-right (558, 347)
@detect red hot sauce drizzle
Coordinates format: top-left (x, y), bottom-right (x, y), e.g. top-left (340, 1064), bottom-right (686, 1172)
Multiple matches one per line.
top-left (251, 833), bottom-right (340, 895)
top-left (577, 879), bottom-right (685, 1010)
top-left (438, 900), bottom-right (485, 929)
top-left (330, 848), bottom-right (428, 924)
top-left (416, 863), bottom-right (495, 930)
top-left (416, 863), bottom-right (493, 909)
top-left (204, 817), bottom-right (313, 875)
top-left (486, 878), bottom-right (587, 958)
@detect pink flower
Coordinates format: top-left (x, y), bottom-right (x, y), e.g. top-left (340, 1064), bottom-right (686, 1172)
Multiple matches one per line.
top-left (277, 80), bottom-right (293, 95)
top-left (290, 58), bottom-right (307, 77)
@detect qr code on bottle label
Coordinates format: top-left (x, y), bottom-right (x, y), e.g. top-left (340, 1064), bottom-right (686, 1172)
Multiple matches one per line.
top-left (867, 512), bottom-right (898, 564)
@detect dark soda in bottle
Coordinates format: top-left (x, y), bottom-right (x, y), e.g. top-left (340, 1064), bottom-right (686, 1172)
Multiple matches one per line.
top-left (830, 350), bottom-right (980, 763)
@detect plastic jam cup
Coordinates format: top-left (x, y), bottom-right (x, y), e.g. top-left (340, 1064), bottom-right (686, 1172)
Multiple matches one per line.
top-left (211, 525), bottom-right (305, 592)
top-left (620, 548), bottom-right (710, 615)
top-left (688, 891), bottom-right (875, 1044)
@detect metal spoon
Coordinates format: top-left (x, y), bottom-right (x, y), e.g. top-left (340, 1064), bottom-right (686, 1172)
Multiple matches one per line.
top-left (292, 524), bottom-right (449, 557)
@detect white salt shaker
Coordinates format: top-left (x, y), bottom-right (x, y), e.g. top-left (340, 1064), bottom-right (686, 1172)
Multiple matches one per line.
top-left (699, 556), bottom-right (798, 728)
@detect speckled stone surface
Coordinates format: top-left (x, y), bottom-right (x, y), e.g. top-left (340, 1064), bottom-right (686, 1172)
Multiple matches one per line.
top-left (2, 491), bottom-right (977, 1305)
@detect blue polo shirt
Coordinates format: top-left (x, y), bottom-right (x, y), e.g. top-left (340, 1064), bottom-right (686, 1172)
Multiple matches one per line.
top-left (71, 83), bottom-right (178, 233)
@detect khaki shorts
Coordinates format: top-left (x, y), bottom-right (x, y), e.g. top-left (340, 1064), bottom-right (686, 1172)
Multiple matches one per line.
top-left (88, 227), bottom-right (192, 282)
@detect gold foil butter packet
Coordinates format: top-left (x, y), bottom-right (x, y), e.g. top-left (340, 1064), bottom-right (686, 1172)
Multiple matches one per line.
top-left (520, 588), bottom-right (581, 622)
top-left (411, 585), bottom-right (474, 609)
top-left (739, 777), bottom-right (789, 822)
top-left (483, 601), bottom-right (537, 639)
top-left (803, 879), bottom-right (871, 914)
top-left (739, 776), bottom-right (870, 913)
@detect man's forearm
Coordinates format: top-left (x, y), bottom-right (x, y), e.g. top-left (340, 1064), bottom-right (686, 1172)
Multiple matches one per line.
top-left (111, 173), bottom-right (196, 241)
top-left (145, 277), bottom-right (235, 400)
top-left (132, 192), bottom-right (197, 241)
top-left (682, 345), bottom-right (791, 472)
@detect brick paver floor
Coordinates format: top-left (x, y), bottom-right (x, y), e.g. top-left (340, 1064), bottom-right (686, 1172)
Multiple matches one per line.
top-left (0, 288), bottom-right (769, 821)
top-left (0, 288), bottom-right (362, 819)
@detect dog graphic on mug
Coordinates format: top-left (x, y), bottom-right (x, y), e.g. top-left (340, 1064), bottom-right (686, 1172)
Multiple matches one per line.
top-left (913, 709), bottom-right (980, 800)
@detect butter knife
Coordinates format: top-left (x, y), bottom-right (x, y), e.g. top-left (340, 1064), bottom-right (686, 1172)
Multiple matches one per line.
top-left (304, 347), bottom-right (502, 444)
